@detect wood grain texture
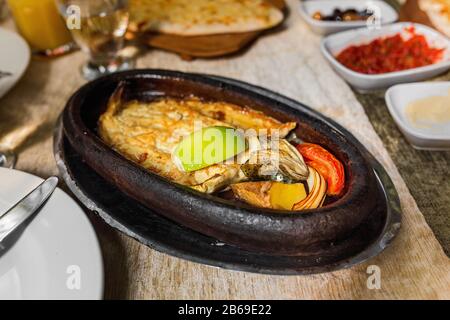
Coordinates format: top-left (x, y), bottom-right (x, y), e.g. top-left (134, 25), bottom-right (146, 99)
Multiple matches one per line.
top-left (0, 0), bottom-right (449, 299)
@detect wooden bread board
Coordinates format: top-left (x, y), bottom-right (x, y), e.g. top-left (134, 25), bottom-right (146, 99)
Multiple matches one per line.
top-left (129, 0), bottom-right (287, 60)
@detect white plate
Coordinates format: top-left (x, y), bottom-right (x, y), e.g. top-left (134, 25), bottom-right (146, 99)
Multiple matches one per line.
top-left (321, 23), bottom-right (450, 91)
top-left (385, 82), bottom-right (450, 150)
top-left (0, 28), bottom-right (30, 99)
top-left (299, 0), bottom-right (398, 35)
top-left (0, 168), bottom-right (103, 299)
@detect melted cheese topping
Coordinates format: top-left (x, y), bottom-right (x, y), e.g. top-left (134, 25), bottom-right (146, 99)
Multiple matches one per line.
top-left (98, 96), bottom-right (296, 192)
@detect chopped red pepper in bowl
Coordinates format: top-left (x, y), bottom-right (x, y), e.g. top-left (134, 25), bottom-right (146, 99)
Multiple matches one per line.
top-left (335, 27), bottom-right (445, 75)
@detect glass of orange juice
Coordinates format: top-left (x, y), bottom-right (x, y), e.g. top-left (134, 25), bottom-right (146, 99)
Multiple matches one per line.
top-left (7, 0), bottom-right (74, 56)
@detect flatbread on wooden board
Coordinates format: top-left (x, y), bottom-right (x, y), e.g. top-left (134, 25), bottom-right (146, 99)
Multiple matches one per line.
top-left (419, 0), bottom-right (450, 37)
top-left (129, 0), bottom-right (284, 36)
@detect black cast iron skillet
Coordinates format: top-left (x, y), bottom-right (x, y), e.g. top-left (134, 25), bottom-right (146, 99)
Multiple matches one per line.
top-left (54, 127), bottom-right (400, 274)
top-left (62, 69), bottom-right (387, 256)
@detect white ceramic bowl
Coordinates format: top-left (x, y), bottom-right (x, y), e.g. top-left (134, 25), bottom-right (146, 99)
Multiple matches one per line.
top-left (321, 23), bottom-right (450, 91)
top-left (385, 82), bottom-right (450, 150)
top-left (299, 0), bottom-right (398, 35)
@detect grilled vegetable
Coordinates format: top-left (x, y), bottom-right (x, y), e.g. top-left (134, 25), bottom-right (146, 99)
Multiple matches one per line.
top-left (293, 166), bottom-right (327, 210)
top-left (269, 182), bottom-right (307, 210)
top-left (231, 166), bottom-right (326, 211)
top-left (241, 138), bottom-right (309, 183)
top-left (230, 181), bottom-right (273, 208)
top-left (296, 143), bottom-right (345, 196)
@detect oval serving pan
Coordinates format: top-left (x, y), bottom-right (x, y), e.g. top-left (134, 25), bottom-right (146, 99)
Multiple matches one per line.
top-left (55, 129), bottom-right (400, 275)
top-left (62, 69), bottom-right (384, 256)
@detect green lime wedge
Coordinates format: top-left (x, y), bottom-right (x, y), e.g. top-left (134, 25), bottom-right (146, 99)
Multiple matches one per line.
top-left (173, 126), bottom-right (247, 172)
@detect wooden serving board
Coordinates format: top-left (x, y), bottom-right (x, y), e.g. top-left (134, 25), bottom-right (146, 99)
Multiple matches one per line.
top-left (130, 0), bottom-right (287, 60)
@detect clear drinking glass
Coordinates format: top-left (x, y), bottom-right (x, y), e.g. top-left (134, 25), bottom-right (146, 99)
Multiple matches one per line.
top-left (56, 0), bottom-right (134, 80)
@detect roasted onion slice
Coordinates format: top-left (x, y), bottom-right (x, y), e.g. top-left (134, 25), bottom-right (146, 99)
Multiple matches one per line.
top-left (293, 166), bottom-right (327, 210)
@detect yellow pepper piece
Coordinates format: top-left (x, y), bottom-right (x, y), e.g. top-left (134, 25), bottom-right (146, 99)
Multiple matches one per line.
top-left (269, 182), bottom-right (307, 210)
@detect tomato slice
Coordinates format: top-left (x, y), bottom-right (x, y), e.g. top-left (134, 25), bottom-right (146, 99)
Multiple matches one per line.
top-left (297, 143), bottom-right (345, 196)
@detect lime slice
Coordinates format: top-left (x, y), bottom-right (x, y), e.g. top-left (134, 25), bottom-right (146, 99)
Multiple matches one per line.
top-left (173, 126), bottom-right (247, 172)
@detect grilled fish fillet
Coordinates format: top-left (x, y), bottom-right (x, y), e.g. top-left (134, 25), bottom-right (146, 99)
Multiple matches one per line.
top-left (99, 85), bottom-right (297, 193)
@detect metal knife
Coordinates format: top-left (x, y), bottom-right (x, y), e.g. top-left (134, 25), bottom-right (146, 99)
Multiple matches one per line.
top-left (0, 176), bottom-right (59, 243)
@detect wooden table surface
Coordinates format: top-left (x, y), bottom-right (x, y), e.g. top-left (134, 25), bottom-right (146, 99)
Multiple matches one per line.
top-left (1, 0), bottom-right (449, 299)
